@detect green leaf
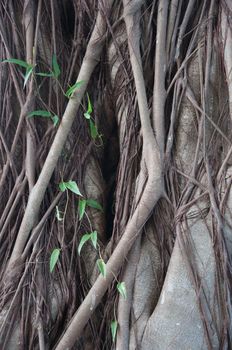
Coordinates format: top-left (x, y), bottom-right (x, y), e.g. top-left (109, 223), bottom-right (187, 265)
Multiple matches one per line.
top-left (86, 93), bottom-right (93, 114)
top-left (2, 58), bottom-right (29, 69)
top-left (89, 120), bottom-right (98, 140)
top-left (117, 282), bottom-right (127, 299)
top-left (23, 65), bottom-right (34, 88)
top-left (59, 182), bottom-right (67, 192)
top-left (50, 248), bottom-right (60, 272)
top-left (90, 230), bottom-right (98, 249)
top-left (65, 181), bottom-right (82, 196)
top-left (65, 81), bottom-right (84, 98)
top-left (97, 259), bottom-right (106, 278)
top-left (111, 320), bottom-right (118, 342)
top-left (28, 110), bottom-right (52, 118)
top-left (86, 199), bottom-right (103, 212)
top-left (51, 115), bottom-right (59, 126)
top-left (78, 199), bottom-right (87, 220)
top-left (36, 72), bottom-right (54, 77)
top-left (78, 233), bottom-right (91, 255)
top-left (52, 54), bottom-right (61, 78)
top-left (84, 112), bottom-right (91, 120)
top-left (55, 206), bottom-right (63, 221)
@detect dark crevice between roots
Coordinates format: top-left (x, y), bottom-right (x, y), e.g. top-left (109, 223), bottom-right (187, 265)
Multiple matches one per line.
top-left (101, 115), bottom-right (120, 241)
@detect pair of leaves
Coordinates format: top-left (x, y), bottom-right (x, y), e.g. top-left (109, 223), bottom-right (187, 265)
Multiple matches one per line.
top-left (38, 56), bottom-right (84, 98)
top-left (50, 248), bottom-right (60, 272)
top-left (3, 58), bottom-right (34, 88)
top-left (28, 110), bottom-right (59, 126)
top-left (78, 198), bottom-right (103, 220)
top-left (59, 180), bottom-right (82, 196)
top-left (78, 232), bottom-right (105, 277)
top-left (36, 54), bottom-right (60, 78)
top-left (3, 54), bottom-right (60, 87)
top-left (96, 264), bottom-right (126, 294)
top-left (78, 231), bottom-right (98, 255)
top-left (65, 81), bottom-right (84, 98)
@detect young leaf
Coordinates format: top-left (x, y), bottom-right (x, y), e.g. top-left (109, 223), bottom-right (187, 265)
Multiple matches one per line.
top-left (117, 282), bottom-right (127, 299)
top-left (59, 182), bottom-right (67, 192)
top-left (65, 181), bottom-right (82, 196)
top-left (78, 233), bottom-right (91, 255)
top-left (86, 199), bottom-right (103, 212)
top-left (52, 54), bottom-right (61, 78)
top-left (86, 93), bottom-right (93, 114)
top-left (78, 199), bottom-right (87, 220)
top-left (97, 259), bottom-right (106, 278)
top-left (23, 65), bottom-right (34, 88)
top-left (90, 230), bottom-right (98, 249)
top-left (89, 120), bottom-right (98, 140)
top-left (36, 72), bottom-right (54, 77)
top-left (50, 248), bottom-right (60, 272)
top-left (111, 320), bottom-right (118, 342)
top-left (55, 206), bottom-right (63, 221)
top-left (2, 58), bottom-right (29, 69)
top-left (51, 115), bottom-right (59, 126)
top-left (65, 81), bottom-right (84, 98)
top-left (28, 110), bottom-right (52, 118)
top-left (84, 112), bottom-right (91, 120)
